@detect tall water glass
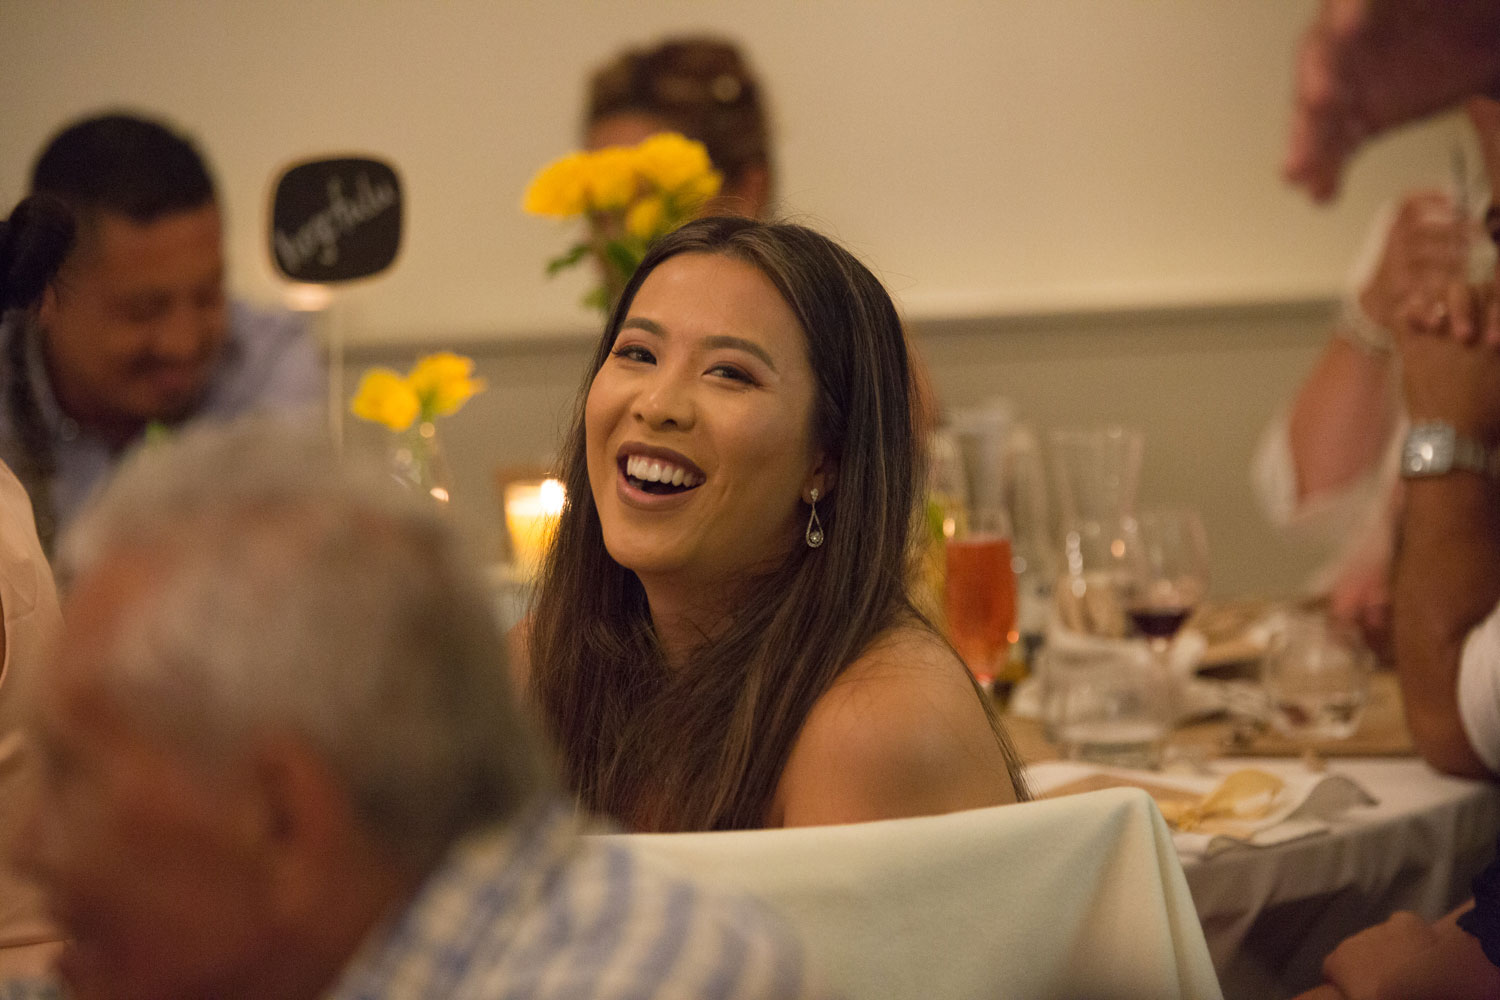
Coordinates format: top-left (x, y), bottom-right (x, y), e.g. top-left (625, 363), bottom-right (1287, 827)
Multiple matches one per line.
top-left (1047, 426), bottom-right (1144, 531)
top-left (1054, 516), bottom-right (1135, 639)
top-left (1040, 639), bottom-right (1172, 768)
top-left (1003, 422), bottom-right (1054, 660)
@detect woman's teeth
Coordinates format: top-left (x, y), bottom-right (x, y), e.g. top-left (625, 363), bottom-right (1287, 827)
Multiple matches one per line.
top-left (624, 454), bottom-right (702, 489)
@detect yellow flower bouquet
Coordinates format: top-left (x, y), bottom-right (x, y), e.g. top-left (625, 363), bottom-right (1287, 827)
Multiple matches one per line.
top-left (523, 132), bottom-right (722, 312)
top-left (350, 352), bottom-right (486, 503)
top-left (351, 352), bottom-right (485, 432)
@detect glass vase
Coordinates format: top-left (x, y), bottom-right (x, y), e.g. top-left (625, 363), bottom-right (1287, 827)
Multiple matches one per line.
top-left (391, 420), bottom-right (452, 505)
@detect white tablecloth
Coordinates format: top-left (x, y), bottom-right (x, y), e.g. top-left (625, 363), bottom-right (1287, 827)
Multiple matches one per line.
top-left (1176, 757), bottom-right (1500, 999)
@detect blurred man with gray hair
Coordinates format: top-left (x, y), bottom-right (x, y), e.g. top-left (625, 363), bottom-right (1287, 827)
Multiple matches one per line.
top-left (6, 419), bottom-right (824, 1000)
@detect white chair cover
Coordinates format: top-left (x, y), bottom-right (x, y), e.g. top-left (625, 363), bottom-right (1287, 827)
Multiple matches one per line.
top-left (598, 788), bottom-right (1221, 1000)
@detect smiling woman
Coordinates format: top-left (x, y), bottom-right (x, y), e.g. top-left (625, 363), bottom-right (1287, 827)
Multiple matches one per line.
top-left (524, 216), bottom-right (1026, 832)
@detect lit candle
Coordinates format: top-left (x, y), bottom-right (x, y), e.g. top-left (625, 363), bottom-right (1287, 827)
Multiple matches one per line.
top-left (504, 478), bottom-right (566, 575)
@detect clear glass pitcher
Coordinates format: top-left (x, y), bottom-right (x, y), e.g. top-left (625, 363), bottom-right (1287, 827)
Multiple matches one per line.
top-left (1046, 425), bottom-right (1144, 532)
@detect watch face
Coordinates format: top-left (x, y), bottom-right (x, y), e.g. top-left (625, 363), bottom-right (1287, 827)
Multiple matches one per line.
top-left (1404, 425), bottom-right (1456, 476)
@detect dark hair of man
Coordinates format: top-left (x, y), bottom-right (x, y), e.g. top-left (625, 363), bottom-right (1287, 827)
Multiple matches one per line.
top-left (0, 195), bottom-right (74, 314)
top-left (586, 36), bottom-right (773, 195)
top-left (5, 112), bottom-right (214, 554)
top-left (0, 195), bottom-right (75, 554)
top-left (29, 112), bottom-right (216, 226)
top-left (528, 216), bottom-right (1026, 832)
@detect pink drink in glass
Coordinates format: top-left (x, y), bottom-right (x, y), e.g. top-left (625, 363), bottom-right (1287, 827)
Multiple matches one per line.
top-left (944, 535), bottom-right (1016, 686)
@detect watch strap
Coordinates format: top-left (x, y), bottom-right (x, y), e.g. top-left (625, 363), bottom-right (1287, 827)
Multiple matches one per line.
top-left (1450, 433), bottom-right (1497, 477)
top-left (1402, 421), bottom-right (1500, 480)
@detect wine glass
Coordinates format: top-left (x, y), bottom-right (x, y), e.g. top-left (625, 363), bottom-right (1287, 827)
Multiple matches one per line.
top-left (944, 504), bottom-right (1017, 693)
top-left (1122, 507), bottom-right (1211, 669)
top-left (942, 407), bottom-right (1021, 693)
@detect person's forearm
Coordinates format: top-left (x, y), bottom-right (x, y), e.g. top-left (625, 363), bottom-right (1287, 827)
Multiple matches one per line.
top-left (1386, 908), bottom-right (1500, 999)
top-left (1288, 339), bottom-right (1396, 502)
top-left (1393, 474), bottom-right (1500, 776)
top-left (1291, 985), bottom-right (1346, 1000)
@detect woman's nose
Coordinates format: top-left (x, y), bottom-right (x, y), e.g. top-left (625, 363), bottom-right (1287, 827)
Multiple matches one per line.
top-left (634, 373), bottom-right (696, 431)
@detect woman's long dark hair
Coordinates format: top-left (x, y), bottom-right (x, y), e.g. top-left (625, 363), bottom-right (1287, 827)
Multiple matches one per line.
top-left (0, 195), bottom-right (74, 553)
top-left (528, 217), bottom-right (1024, 831)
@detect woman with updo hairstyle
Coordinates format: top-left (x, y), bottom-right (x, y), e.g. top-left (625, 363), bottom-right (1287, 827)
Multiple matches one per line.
top-left (585, 36), bottom-right (774, 219)
top-left (523, 216), bottom-right (1026, 833)
top-left (0, 193), bottom-right (73, 975)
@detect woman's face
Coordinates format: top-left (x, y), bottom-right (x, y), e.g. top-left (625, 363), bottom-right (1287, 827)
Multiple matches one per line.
top-left (585, 252), bottom-right (824, 593)
top-left (585, 111), bottom-right (671, 153)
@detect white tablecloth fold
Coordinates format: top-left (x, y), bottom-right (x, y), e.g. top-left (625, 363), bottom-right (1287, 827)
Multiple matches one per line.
top-left (1026, 760), bottom-right (1378, 858)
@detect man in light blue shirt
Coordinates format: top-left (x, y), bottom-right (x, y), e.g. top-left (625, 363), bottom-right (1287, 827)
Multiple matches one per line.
top-left (5, 422), bottom-right (826, 1000)
top-left (0, 113), bottom-right (322, 553)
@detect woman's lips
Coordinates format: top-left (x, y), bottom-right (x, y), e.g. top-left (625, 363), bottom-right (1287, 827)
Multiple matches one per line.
top-left (622, 453), bottom-right (704, 488)
top-left (615, 442), bottom-right (706, 478)
top-left (614, 458), bottom-right (702, 509)
top-left (614, 442), bottom-right (706, 502)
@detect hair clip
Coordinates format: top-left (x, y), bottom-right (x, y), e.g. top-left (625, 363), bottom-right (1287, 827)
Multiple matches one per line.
top-left (711, 74), bottom-right (742, 104)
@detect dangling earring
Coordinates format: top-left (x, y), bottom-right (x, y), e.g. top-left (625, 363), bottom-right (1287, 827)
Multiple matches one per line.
top-left (805, 488), bottom-right (825, 549)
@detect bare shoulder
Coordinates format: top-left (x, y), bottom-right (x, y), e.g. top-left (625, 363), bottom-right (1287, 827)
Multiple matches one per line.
top-left (770, 625), bottom-right (1020, 828)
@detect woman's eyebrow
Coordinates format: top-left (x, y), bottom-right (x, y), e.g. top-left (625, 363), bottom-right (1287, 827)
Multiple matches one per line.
top-left (702, 335), bottom-right (777, 372)
top-left (620, 316), bottom-right (666, 336)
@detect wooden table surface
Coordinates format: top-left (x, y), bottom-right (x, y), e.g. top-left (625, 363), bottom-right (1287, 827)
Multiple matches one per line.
top-left (1005, 669), bottom-right (1414, 765)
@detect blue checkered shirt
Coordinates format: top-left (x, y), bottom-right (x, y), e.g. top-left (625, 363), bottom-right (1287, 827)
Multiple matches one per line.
top-left (323, 799), bottom-right (831, 1000)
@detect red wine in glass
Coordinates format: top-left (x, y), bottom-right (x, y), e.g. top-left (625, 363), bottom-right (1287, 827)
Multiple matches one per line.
top-left (1127, 604), bottom-right (1193, 642)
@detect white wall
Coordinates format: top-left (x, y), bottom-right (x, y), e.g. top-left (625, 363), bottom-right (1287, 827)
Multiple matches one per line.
top-left (0, 1), bottom-right (1460, 596)
top-left (0, 0), bottom-right (1470, 342)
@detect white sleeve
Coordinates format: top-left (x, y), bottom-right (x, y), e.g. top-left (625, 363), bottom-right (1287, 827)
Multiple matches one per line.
top-left (1248, 202), bottom-right (1400, 535)
top-left (1248, 405), bottom-right (1389, 540)
top-left (1249, 408), bottom-right (1300, 527)
top-left (1457, 603), bottom-right (1500, 774)
top-left (1336, 201), bottom-right (1398, 336)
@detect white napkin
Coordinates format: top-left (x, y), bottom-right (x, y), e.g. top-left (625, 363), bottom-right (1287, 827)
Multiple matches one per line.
top-left (1025, 761), bottom-right (1378, 859)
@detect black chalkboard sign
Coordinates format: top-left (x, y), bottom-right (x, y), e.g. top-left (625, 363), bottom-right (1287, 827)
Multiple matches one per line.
top-left (270, 157), bottom-right (402, 283)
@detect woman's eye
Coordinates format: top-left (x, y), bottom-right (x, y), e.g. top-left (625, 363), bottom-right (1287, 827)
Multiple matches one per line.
top-left (611, 344), bottom-right (655, 364)
top-left (707, 363), bottom-right (754, 384)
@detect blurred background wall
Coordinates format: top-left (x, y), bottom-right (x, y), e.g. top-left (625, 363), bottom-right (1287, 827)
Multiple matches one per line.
top-left (0, 1), bottom-right (1471, 595)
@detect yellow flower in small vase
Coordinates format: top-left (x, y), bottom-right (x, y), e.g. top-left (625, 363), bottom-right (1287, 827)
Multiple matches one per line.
top-left (522, 132), bottom-right (722, 314)
top-left (350, 353), bottom-right (486, 504)
top-left (350, 368), bottom-right (420, 432)
top-left (408, 351), bottom-right (486, 421)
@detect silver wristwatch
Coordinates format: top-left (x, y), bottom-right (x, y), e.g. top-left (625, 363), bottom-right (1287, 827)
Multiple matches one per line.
top-left (1400, 422), bottom-right (1500, 480)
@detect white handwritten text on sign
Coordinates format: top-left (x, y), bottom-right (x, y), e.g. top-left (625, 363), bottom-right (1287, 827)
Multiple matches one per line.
top-left (271, 157), bottom-right (402, 283)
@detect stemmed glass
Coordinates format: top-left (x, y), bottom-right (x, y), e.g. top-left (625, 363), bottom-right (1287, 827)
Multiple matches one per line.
top-left (1122, 507), bottom-right (1211, 677)
top-left (944, 504), bottom-right (1017, 693)
top-left (937, 410), bottom-right (1019, 694)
